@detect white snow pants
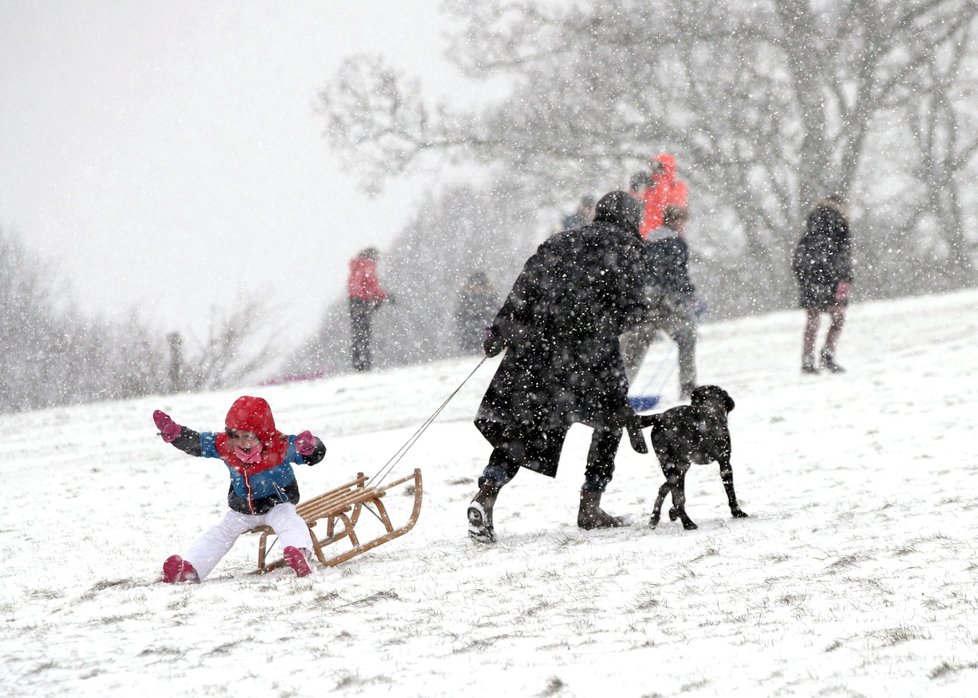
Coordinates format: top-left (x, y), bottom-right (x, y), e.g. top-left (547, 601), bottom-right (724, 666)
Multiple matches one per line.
top-left (183, 503), bottom-right (312, 579)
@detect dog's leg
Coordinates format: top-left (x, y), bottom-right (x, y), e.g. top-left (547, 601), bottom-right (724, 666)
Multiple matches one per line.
top-left (719, 458), bottom-right (748, 519)
top-left (673, 466), bottom-right (697, 530)
top-left (649, 479), bottom-right (672, 528)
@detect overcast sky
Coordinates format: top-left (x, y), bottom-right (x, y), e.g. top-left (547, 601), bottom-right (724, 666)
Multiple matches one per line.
top-left (0, 1), bottom-right (469, 342)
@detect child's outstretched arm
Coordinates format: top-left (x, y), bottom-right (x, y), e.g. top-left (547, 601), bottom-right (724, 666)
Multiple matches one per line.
top-left (152, 409), bottom-right (202, 456)
top-left (294, 430), bottom-right (326, 465)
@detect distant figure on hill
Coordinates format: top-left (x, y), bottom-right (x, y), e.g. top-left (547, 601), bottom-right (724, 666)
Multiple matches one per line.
top-left (628, 170), bottom-right (651, 201)
top-left (792, 194), bottom-right (853, 374)
top-left (621, 205), bottom-right (700, 399)
top-left (347, 247), bottom-right (392, 372)
top-left (454, 271), bottom-right (500, 354)
top-left (640, 153), bottom-right (688, 239)
top-left (562, 195), bottom-right (596, 230)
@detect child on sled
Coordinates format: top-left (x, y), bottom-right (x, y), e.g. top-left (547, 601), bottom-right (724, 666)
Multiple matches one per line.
top-left (152, 395), bottom-right (326, 582)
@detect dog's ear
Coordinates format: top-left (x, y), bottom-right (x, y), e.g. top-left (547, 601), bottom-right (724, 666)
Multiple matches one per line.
top-left (723, 391), bottom-right (735, 412)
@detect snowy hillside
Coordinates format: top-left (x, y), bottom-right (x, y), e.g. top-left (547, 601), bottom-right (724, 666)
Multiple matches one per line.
top-left (3, 290), bottom-right (978, 697)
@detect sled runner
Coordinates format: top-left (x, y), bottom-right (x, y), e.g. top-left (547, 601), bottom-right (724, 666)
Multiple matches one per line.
top-left (251, 468), bottom-right (423, 574)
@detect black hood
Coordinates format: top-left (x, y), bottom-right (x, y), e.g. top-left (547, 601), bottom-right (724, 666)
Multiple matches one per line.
top-left (593, 190), bottom-right (642, 237)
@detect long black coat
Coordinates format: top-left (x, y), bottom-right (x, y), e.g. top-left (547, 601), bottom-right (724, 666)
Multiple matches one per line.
top-left (475, 192), bottom-right (650, 468)
top-left (792, 199), bottom-right (853, 310)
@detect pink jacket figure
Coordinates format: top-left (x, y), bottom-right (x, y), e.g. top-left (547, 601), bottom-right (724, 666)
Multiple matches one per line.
top-left (640, 153), bottom-right (688, 239)
top-left (347, 248), bottom-right (389, 303)
top-left (347, 247), bottom-right (392, 371)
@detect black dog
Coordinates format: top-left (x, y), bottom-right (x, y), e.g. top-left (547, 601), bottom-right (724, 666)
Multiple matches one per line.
top-left (637, 385), bottom-right (748, 530)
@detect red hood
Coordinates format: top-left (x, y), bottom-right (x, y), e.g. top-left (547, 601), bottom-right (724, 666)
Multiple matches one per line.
top-left (655, 153), bottom-right (678, 182)
top-left (215, 396), bottom-right (288, 473)
top-left (224, 396), bottom-right (278, 441)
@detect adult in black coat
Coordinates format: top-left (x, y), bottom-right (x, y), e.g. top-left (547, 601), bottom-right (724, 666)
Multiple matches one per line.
top-left (468, 191), bottom-right (652, 543)
top-left (792, 195), bottom-right (853, 373)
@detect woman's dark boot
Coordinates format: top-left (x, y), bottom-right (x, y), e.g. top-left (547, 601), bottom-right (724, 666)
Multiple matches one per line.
top-left (467, 482), bottom-right (500, 543)
top-left (801, 352), bottom-right (819, 374)
top-left (577, 491), bottom-right (624, 530)
top-left (819, 348), bottom-right (845, 373)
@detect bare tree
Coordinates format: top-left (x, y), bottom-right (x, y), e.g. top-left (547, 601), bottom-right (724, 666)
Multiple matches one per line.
top-left (0, 227), bottom-right (69, 410)
top-left (0, 229), bottom-right (169, 410)
top-left (179, 297), bottom-right (282, 391)
top-left (0, 227), bottom-right (281, 412)
top-left (901, 20), bottom-right (978, 287)
top-left (319, 0), bottom-right (978, 314)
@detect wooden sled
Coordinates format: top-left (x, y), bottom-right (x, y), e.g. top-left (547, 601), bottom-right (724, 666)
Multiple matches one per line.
top-left (252, 468), bottom-right (423, 574)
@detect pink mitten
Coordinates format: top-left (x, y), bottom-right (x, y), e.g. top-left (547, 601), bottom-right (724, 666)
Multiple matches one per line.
top-left (295, 430), bottom-right (317, 456)
top-left (153, 410), bottom-right (182, 443)
top-left (835, 281), bottom-right (851, 302)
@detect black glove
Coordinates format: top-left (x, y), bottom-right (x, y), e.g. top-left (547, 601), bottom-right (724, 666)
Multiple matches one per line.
top-left (482, 326), bottom-right (505, 357)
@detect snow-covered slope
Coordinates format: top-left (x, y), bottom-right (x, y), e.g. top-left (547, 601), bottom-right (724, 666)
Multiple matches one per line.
top-left (3, 290), bottom-right (978, 697)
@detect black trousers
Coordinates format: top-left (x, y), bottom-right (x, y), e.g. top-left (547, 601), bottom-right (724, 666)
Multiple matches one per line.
top-left (478, 423), bottom-right (623, 493)
top-left (349, 298), bottom-right (377, 372)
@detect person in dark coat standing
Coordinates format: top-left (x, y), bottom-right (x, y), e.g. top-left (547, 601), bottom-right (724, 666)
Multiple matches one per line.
top-left (628, 171), bottom-right (651, 202)
top-left (454, 271), bottom-right (500, 354)
top-left (468, 191), bottom-right (652, 544)
top-left (621, 205), bottom-right (699, 398)
top-left (561, 195), bottom-right (596, 230)
top-left (792, 194), bottom-right (853, 373)
top-left (347, 247), bottom-right (391, 372)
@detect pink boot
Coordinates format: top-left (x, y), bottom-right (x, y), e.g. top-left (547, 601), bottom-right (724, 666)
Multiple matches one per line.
top-left (162, 555), bottom-right (200, 583)
top-left (283, 546), bottom-right (312, 577)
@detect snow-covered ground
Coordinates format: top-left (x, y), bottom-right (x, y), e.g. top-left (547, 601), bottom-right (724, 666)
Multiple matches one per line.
top-left (3, 290), bottom-right (978, 697)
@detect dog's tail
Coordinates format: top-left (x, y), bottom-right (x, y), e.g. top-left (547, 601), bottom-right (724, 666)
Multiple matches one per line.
top-left (636, 413), bottom-right (663, 431)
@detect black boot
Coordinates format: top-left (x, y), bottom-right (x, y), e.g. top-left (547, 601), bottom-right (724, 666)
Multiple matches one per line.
top-left (467, 482), bottom-right (499, 543)
top-left (819, 348), bottom-right (845, 373)
top-left (577, 491), bottom-right (624, 530)
top-left (801, 352), bottom-right (819, 374)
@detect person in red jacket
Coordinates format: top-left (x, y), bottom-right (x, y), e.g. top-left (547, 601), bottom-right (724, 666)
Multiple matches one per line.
top-left (640, 153), bottom-right (688, 239)
top-left (347, 247), bottom-right (392, 371)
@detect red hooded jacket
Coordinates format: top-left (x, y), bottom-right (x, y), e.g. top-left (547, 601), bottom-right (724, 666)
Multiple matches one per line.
top-left (347, 257), bottom-right (389, 302)
top-left (163, 395), bottom-right (325, 516)
top-left (641, 153), bottom-right (688, 239)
